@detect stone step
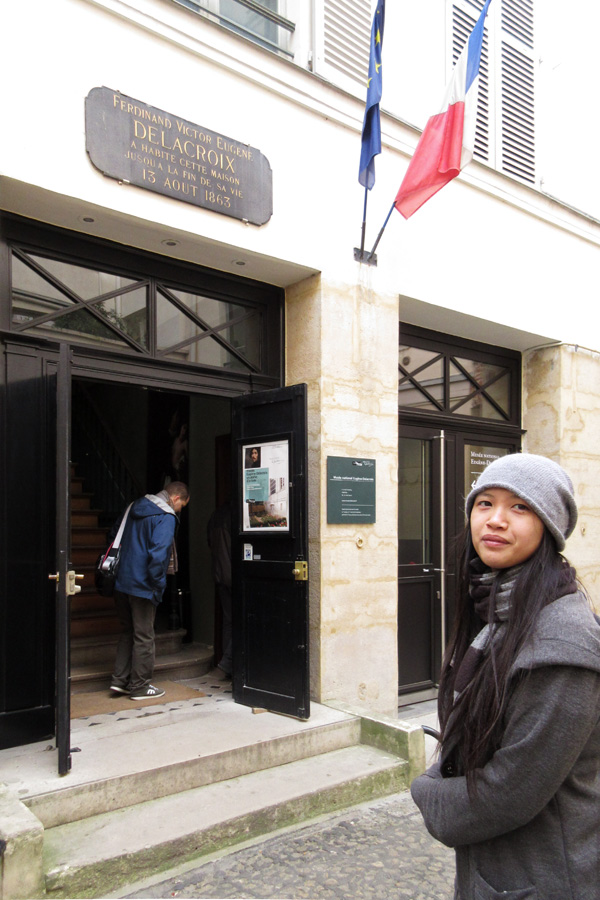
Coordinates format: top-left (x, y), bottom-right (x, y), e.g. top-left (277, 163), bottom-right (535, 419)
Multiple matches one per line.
top-left (2, 697), bottom-right (424, 900)
top-left (29, 704), bottom-right (361, 828)
top-left (43, 744), bottom-right (408, 899)
top-left (71, 628), bottom-right (189, 666)
top-left (71, 639), bottom-right (211, 688)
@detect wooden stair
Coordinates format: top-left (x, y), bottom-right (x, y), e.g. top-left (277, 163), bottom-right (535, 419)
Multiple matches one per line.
top-left (70, 469), bottom-right (120, 639)
top-left (68, 465), bottom-right (208, 686)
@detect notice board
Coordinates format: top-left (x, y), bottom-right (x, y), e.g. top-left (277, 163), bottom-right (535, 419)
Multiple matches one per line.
top-left (327, 457), bottom-right (376, 524)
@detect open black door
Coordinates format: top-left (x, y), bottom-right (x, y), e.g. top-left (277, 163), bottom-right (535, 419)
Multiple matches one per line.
top-left (51, 343), bottom-right (73, 774)
top-left (231, 384), bottom-right (309, 719)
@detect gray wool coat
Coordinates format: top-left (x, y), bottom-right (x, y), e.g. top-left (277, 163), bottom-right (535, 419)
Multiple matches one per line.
top-left (411, 592), bottom-right (600, 900)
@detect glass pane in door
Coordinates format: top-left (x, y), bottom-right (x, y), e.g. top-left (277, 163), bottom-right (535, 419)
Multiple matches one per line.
top-left (398, 437), bottom-right (432, 565)
top-left (464, 444), bottom-right (511, 496)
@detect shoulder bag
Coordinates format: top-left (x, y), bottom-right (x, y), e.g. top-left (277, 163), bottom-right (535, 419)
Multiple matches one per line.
top-left (94, 503), bottom-right (133, 598)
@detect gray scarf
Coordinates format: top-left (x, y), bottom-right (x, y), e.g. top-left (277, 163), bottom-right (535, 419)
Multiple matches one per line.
top-left (452, 565), bottom-right (523, 701)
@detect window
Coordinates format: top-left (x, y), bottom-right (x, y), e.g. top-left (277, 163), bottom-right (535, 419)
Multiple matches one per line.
top-left (173, 0), bottom-right (295, 58)
top-left (452, 0), bottom-right (536, 184)
top-left (399, 324), bottom-right (521, 425)
top-left (10, 243), bottom-right (277, 379)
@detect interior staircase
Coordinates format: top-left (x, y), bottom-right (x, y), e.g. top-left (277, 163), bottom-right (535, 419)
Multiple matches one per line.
top-left (69, 465), bottom-right (211, 692)
top-left (70, 467), bottom-right (120, 640)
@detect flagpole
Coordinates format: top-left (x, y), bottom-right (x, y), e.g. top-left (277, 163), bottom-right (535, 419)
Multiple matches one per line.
top-left (355, 1), bottom-right (385, 266)
top-left (366, 200), bottom-right (396, 260)
top-left (359, 186), bottom-right (369, 255)
top-left (355, 186), bottom-right (378, 263)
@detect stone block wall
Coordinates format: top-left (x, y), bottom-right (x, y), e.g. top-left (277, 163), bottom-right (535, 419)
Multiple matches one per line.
top-left (523, 343), bottom-right (600, 609)
top-left (286, 273), bottom-right (400, 715)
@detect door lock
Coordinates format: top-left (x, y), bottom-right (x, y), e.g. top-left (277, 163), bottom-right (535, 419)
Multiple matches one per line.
top-left (292, 561), bottom-right (308, 581)
top-left (67, 570), bottom-right (84, 596)
top-left (48, 571), bottom-right (84, 594)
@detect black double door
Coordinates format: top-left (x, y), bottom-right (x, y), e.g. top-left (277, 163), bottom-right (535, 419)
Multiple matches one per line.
top-left (397, 423), bottom-right (519, 695)
top-left (0, 340), bottom-right (310, 769)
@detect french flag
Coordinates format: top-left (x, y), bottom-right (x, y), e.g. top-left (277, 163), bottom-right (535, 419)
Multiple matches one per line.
top-left (394, 0), bottom-right (492, 219)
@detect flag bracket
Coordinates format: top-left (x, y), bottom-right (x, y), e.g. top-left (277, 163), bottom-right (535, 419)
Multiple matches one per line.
top-left (354, 248), bottom-right (378, 266)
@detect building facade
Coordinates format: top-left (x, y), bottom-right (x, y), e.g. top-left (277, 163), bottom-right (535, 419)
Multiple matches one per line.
top-left (1, 0), bottom-right (599, 750)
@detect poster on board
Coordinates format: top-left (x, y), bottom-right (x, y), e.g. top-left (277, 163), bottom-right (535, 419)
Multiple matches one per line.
top-left (242, 439), bottom-right (289, 531)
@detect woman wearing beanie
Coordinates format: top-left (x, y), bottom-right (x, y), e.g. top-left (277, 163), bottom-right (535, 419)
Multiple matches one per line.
top-left (411, 453), bottom-right (600, 900)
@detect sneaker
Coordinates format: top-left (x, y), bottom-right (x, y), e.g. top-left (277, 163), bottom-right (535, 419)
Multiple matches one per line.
top-left (110, 685), bottom-right (129, 695)
top-left (129, 684), bottom-right (165, 700)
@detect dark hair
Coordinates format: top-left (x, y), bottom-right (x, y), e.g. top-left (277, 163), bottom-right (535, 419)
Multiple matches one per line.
top-left (165, 481), bottom-right (189, 501)
top-left (438, 527), bottom-right (574, 787)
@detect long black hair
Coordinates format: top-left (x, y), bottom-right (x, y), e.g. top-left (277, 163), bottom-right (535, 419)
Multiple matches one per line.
top-left (438, 527), bottom-right (576, 784)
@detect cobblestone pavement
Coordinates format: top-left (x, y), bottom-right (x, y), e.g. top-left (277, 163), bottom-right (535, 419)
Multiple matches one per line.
top-left (121, 792), bottom-right (455, 900)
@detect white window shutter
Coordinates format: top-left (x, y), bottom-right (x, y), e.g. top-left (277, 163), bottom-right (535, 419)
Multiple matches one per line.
top-left (452, 3), bottom-right (492, 165)
top-left (313, 0), bottom-right (372, 96)
top-left (500, 0), bottom-right (535, 183)
top-left (451, 0), bottom-right (535, 184)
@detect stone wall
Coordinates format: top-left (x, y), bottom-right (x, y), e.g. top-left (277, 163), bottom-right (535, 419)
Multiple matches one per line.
top-left (523, 343), bottom-right (600, 609)
top-left (286, 273), bottom-right (400, 715)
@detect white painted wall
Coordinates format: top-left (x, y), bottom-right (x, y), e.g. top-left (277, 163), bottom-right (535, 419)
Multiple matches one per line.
top-left (2, 0), bottom-right (599, 352)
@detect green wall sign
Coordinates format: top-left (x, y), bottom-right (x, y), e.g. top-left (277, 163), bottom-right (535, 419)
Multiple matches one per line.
top-left (327, 457), bottom-right (376, 524)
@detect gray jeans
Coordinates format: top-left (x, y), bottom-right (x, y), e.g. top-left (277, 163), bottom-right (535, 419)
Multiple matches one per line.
top-left (111, 592), bottom-right (157, 692)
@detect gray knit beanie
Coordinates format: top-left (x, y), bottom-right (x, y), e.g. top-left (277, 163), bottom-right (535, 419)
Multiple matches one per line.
top-left (465, 453), bottom-right (577, 551)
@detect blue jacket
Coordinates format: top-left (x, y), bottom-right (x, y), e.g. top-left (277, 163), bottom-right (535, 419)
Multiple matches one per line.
top-left (114, 495), bottom-right (177, 605)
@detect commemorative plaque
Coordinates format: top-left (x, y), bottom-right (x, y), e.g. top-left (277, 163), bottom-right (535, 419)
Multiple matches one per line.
top-left (85, 87), bottom-right (272, 225)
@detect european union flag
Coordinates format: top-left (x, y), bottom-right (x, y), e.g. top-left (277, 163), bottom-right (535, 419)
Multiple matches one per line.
top-left (358, 1), bottom-right (386, 190)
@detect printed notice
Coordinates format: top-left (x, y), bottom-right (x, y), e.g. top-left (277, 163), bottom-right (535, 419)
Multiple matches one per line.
top-left (242, 440), bottom-right (289, 531)
top-left (327, 457), bottom-right (376, 524)
top-left (464, 445), bottom-right (510, 495)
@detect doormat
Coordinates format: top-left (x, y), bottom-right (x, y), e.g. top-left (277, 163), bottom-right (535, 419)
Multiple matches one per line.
top-left (71, 681), bottom-right (206, 719)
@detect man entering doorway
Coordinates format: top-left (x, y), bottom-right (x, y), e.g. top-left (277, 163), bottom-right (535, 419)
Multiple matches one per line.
top-left (110, 481), bottom-right (190, 700)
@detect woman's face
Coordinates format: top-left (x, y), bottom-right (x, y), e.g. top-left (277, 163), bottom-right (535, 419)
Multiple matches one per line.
top-left (470, 487), bottom-right (545, 569)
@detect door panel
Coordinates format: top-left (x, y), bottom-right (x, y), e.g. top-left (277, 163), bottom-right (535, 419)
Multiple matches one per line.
top-left (231, 384), bottom-right (309, 719)
top-left (397, 424), bottom-right (520, 694)
top-left (0, 343), bottom-right (55, 749)
top-left (397, 578), bottom-right (436, 689)
top-left (397, 427), bottom-right (443, 693)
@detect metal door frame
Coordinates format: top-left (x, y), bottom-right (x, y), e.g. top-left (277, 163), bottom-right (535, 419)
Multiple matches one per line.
top-left (54, 343), bottom-right (72, 775)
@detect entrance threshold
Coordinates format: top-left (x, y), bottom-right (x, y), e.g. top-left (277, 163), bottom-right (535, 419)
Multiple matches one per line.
top-left (398, 687), bottom-right (438, 709)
